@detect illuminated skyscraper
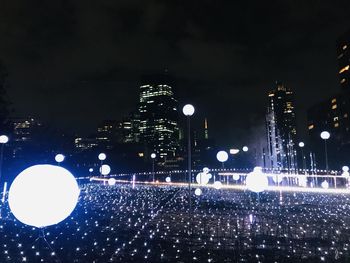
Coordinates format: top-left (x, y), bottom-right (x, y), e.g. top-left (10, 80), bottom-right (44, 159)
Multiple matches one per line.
top-left (266, 82), bottom-right (297, 170)
top-left (138, 74), bottom-right (179, 160)
top-left (337, 29), bottom-right (350, 90)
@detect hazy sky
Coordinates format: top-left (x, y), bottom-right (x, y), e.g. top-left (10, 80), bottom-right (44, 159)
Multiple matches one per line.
top-left (1, 0), bottom-right (350, 144)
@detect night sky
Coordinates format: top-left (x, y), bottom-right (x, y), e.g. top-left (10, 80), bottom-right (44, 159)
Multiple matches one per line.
top-left (1, 0), bottom-right (350, 145)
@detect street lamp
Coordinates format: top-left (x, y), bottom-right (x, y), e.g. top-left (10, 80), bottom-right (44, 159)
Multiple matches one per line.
top-left (320, 131), bottom-right (330, 173)
top-left (182, 104), bottom-right (195, 232)
top-left (216, 150), bottom-right (228, 183)
top-left (151, 153), bottom-right (156, 182)
top-left (55, 154), bottom-right (65, 165)
top-left (298, 142), bottom-right (306, 174)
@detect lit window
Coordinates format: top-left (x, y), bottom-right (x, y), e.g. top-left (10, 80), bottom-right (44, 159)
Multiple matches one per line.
top-left (138, 153), bottom-right (144, 157)
top-left (343, 45), bottom-right (348, 50)
top-left (339, 65), bottom-right (349, 74)
top-left (341, 78), bottom-right (346, 84)
top-left (308, 124), bottom-right (314, 130)
top-left (331, 98), bottom-right (337, 103)
top-left (332, 104), bottom-right (337, 110)
top-left (334, 122), bottom-right (339, 128)
top-left (344, 113), bottom-right (348, 118)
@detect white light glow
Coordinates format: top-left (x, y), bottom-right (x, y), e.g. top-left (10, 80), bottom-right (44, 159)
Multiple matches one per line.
top-left (272, 174), bottom-right (283, 184)
top-left (100, 165), bottom-right (111, 176)
top-left (216, 151), bottom-right (228, 163)
top-left (182, 104), bottom-right (195, 116)
top-left (229, 149), bottom-right (240, 155)
top-left (165, 177), bottom-right (171, 183)
top-left (194, 188), bottom-right (202, 196)
top-left (8, 165), bottom-right (80, 228)
top-left (108, 178), bottom-right (116, 186)
top-left (55, 154), bottom-right (65, 163)
top-left (213, 181), bottom-right (222, 190)
top-left (196, 168), bottom-right (212, 185)
top-left (242, 146), bottom-right (248, 152)
top-left (0, 135), bottom-right (9, 144)
top-left (89, 168), bottom-right (94, 173)
top-left (321, 180), bottom-right (329, 189)
top-left (342, 166), bottom-right (349, 172)
top-left (151, 153), bottom-right (156, 159)
top-left (246, 167), bottom-right (268, 193)
top-left (320, 131), bottom-right (330, 140)
top-left (98, 153), bottom-right (106, 161)
top-left (298, 142), bottom-right (305, 147)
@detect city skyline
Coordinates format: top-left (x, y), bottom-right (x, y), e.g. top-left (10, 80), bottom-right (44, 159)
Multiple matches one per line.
top-left (0, 1), bottom-right (350, 145)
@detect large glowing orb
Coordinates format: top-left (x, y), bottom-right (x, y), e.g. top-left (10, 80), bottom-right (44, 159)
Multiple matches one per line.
top-left (196, 168), bottom-right (212, 185)
top-left (246, 167), bottom-right (268, 193)
top-left (100, 164), bottom-right (111, 175)
top-left (8, 165), bottom-right (80, 228)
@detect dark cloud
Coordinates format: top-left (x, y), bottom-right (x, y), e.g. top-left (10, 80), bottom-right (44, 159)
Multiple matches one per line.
top-left (0, 0), bottom-right (350, 143)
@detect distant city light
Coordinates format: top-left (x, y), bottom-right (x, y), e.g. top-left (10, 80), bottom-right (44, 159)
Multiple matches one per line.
top-left (320, 131), bottom-right (330, 140)
top-left (151, 153), bottom-right (156, 159)
top-left (0, 135), bottom-right (9, 144)
top-left (55, 154), bottom-right (65, 163)
top-left (165, 177), bottom-right (171, 183)
top-left (89, 168), bottom-right (94, 173)
top-left (98, 153), bottom-right (107, 161)
top-left (216, 151), bottom-right (228, 163)
top-left (194, 188), bottom-right (202, 196)
top-left (298, 142), bottom-right (305, 147)
top-left (8, 165), bottom-right (80, 228)
top-left (242, 146), bottom-right (249, 152)
top-left (182, 104), bottom-right (195, 116)
top-left (229, 149), bottom-right (240, 155)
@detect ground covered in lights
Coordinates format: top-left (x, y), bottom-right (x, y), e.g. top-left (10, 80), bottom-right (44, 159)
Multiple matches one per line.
top-left (1, 183), bottom-right (350, 262)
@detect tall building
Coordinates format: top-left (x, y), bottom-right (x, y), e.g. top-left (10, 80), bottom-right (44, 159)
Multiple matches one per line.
top-left (138, 74), bottom-right (179, 160)
top-left (266, 82), bottom-right (297, 170)
top-left (337, 30), bottom-right (350, 90)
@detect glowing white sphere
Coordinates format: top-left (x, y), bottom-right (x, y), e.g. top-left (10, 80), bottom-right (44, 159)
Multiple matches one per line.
top-left (151, 153), bottom-right (156, 159)
top-left (0, 135), bottom-right (9, 144)
top-left (108, 178), bottom-right (116, 186)
top-left (232, 174), bottom-right (240, 181)
top-left (213, 181), bottom-right (222, 190)
top-left (229, 149), bottom-right (240, 155)
top-left (165, 177), bottom-right (171, 183)
top-left (342, 166), bottom-right (349, 172)
top-left (242, 146), bottom-right (249, 152)
top-left (320, 131), bottom-right (330, 140)
top-left (55, 154), bottom-right (65, 163)
top-left (8, 165), bottom-right (80, 228)
top-left (89, 168), bottom-right (94, 173)
top-left (272, 174), bottom-right (283, 184)
top-left (246, 167), bottom-right (268, 193)
top-left (196, 171), bottom-right (212, 185)
top-left (98, 153), bottom-right (106, 161)
top-left (100, 164), bottom-right (111, 175)
top-left (182, 104), bottom-right (195, 116)
top-left (321, 180), bottom-right (329, 189)
top-left (298, 142), bottom-right (305, 148)
top-left (194, 188), bottom-right (202, 196)
top-left (216, 151), bottom-right (228, 162)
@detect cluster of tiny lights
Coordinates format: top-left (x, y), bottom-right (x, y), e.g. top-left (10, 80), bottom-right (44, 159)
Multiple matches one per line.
top-left (2, 179), bottom-right (350, 262)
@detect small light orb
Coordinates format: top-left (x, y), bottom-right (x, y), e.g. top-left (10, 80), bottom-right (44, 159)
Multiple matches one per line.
top-left (54, 154), bottom-right (65, 163)
top-left (194, 188), bottom-right (202, 196)
top-left (8, 165), bottom-right (80, 228)
top-left (213, 181), bottom-right (222, 190)
top-left (0, 135), bottom-right (9, 144)
top-left (320, 131), bottom-right (330, 140)
top-left (242, 146), bottom-right (248, 152)
top-left (342, 166), bottom-right (349, 172)
top-left (108, 178), bottom-right (116, 186)
top-left (298, 142), bottom-right (305, 147)
top-left (89, 168), bottom-right (94, 173)
top-left (246, 167), bottom-right (268, 193)
top-left (321, 180), bottom-right (329, 189)
top-left (100, 164), bottom-right (111, 176)
top-left (229, 149), bottom-right (240, 155)
top-left (272, 174), bottom-right (283, 184)
top-left (150, 153), bottom-right (156, 159)
top-left (98, 153), bottom-right (106, 161)
top-left (232, 174), bottom-right (240, 181)
top-left (165, 177), bottom-right (171, 183)
top-left (216, 151), bottom-right (228, 162)
top-left (182, 104), bottom-right (195, 116)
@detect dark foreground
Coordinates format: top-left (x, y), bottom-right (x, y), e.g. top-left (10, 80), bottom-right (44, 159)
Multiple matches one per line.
top-left (1, 183), bottom-right (350, 262)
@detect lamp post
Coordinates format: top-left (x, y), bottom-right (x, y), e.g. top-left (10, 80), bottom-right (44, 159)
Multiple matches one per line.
top-left (98, 153), bottom-right (106, 177)
top-left (182, 104), bottom-right (195, 232)
top-left (320, 131), bottom-right (330, 174)
top-left (151, 153), bottom-right (156, 182)
top-left (0, 135), bottom-right (9, 185)
top-left (298, 142), bottom-right (306, 174)
top-left (216, 150), bottom-right (228, 183)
